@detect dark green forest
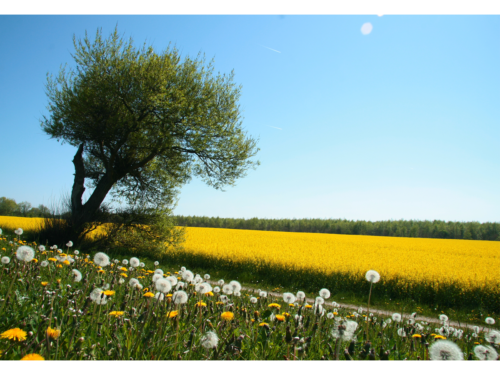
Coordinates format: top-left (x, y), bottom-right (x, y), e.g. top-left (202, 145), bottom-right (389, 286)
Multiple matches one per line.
top-left (174, 215), bottom-right (500, 241)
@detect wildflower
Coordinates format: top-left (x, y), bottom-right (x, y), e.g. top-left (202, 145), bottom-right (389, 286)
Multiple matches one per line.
top-left (166, 311), bottom-right (179, 318)
top-left (139, 262), bottom-right (145, 267)
top-left (16, 246), bottom-right (35, 262)
top-left (194, 275), bottom-right (203, 284)
top-left (412, 334), bottom-right (422, 338)
top-left (397, 328), bottom-right (407, 337)
top-left (152, 274), bottom-right (163, 283)
top-left (74, 250), bottom-right (79, 255)
top-left (222, 285), bottom-right (233, 295)
top-left (46, 327), bottom-right (61, 339)
top-left (62, 260), bottom-right (70, 265)
top-left (130, 257), bottom-right (140, 267)
top-left (392, 313), bottom-right (402, 322)
top-left (1, 256), bottom-right (9, 264)
top-left (155, 279), bottom-right (172, 294)
top-left (172, 291), bottom-right (188, 304)
top-left (195, 301), bottom-right (207, 307)
top-left (250, 297), bottom-right (258, 304)
top-left (120, 273), bottom-right (128, 278)
top-left (365, 270), bottom-right (381, 283)
top-left (144, 292), bottom-right (155, 298)
top-left (315, 296), bottom-right (325, 305)
top-left (182, 270), bottom-right (194, 282)
top-left (327, 312), bottom-right (334, 319)
top-left (296, 291), bottom-right (306, 300)
top-left (229, 280), bottom-right (242, 293)
top-left (21, 354), bottom-right (44, 360)
top-left (1, 328), bottom-right (27, 341)
top-left (118, 278), bottom-right (125, 284)
top-left (122, 259), bottom-right (129, 265)
top-left (259, 291), bottom-right (267, 298)
top-left (72, 269), bottom-right (82, 282)
top-left (109, 311), bottom-right (125, 317)
top-left (268, 303), bottom-right (281, 309)
top-left (429, 340), bottom-right (463, 360)
top-left (218, 279), bottom-right (224, 286)
top-left (196, 282), bottom-right (212, 294)
top-left (221, 312), bottom-right (234, 321)
top-left (66, 241), bottom-right (73, 248)
top-left (41, 282), bottom-right (49, 286)
top-left (176, 281), bottom-right (185, 290)
top-left (200, 331), bottom-right (219, 349)
top-left (90, 288), bottom-right (107, 305)
top-left (180, 266), bottom-right (186, 272)
top-left (128, 267), bottom-right (134, 272)
top-left (155, 292), bottom-right (165, 301)
top-left (103, 290), bottom-right (115, 296)
top-left (15, 228), bottom-right (23, 235)
top-left (259, 322), bottom-right (269, 328)
top-left (485, 317), bottom-right (495, 325)
top-left (129, 278), bottom-right (140, 287)
top-left (305, 304), bottom-right (313, 309)
top-left (38, 245), bottom-right (45, 251)
top-left (98, 270), bottom-right (105, 274)
top-left (439, 314), bottom-right (448, 323)
top-left (283, 292), bottom-right (296, 304)
top-left (276, 314), bottom-right (286, 322)
top-left (165, 275), bottom-right (177, 286)
top-left (213, 286), bottom-right (221, 293)
top-left (319, 288), bottom-right (331, 299)
top-left (94, 252), bottom-right (110, 267)
top-left (474, 345), bottom-right (498, 360)
top-left (485, 330), bottom-right (500, 345)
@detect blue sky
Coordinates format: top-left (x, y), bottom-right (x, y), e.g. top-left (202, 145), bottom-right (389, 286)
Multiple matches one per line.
top-left (0, 14), bottom-right (499, 222)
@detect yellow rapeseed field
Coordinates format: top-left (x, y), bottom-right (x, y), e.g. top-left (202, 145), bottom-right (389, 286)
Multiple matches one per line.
top-left (180, 227), bottom-right (500, 295)
top-left (0, 216), bottom-right (44, 231)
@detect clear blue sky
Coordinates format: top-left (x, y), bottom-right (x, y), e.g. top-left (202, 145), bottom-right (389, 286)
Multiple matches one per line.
top-left (0, 15), bottom-right (499, 222)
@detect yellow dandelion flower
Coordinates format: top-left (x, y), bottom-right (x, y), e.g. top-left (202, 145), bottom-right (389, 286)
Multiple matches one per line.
top-left (259, 322), bottom-right (269, 328)
top-left (221, 312), bottom-right (234, 321)
top-left (56, 264), bottom-right (63, 268)
top-left (276, 314), bottom-right (285, 322)
top-left (283, 312), bottom-right (291, 318)
top-left (143, 287), bottom-right (149, 292)
top-left (48, 258), bottom-right (57, 262)
top-left (289, 303), bottom-right (295, 307)
top-left (205, 291), bottom-right (214, 296)
top-left (120, 267), bottom-right (127, 272)
top-left (103, 290), bottom-right (115, 296)
top-left (177, 277), bottom-right (181, 280)
top-left (32, 258), bottom-right (38, 263)
top-left (251, 319), bottom-right (255, 322)
top-left (412, 334), bottom-right (422, 338)
top-left (216, 301), bottom-right (224, 305)
top-left (46, 327), bottom-right (61, 339)
top-left (63, 260), bottom-right (70, 265)
top-left (195, 301), bottom-right (207, 307)
top-left (21, 353), bottom-right (44, 361)
top-left (109, 311), bottom-right (125, 317)
top-left (98, 270), bottom-right (105, 274)
top-left (305, 304), bottom-right (313, 309)
top-left (143, 292), bottom-right (155, 298)
top-left (41, 282), bottom-right (49, 286)
top-left (166, 311), bottom-right (179, 318)
top-left (1, 328), bottom-right (27, 341)
top-left (268, 303), bottom-right (281, 309)
top-left (120, 273), bottom-right (128, 277)
top-left (56, 279), bottom-right (61, 283)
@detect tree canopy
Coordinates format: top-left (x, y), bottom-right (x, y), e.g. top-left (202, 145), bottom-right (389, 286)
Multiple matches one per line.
top-left (41, 28), bottom-right (259, 233)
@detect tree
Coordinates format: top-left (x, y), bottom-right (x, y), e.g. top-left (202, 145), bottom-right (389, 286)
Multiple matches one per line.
top-left (16, 201), bottom-right (32, 217)
top-left (41, 28), bottom-right (259, 240)
top-left (0, 197), bottom-right (17, 216)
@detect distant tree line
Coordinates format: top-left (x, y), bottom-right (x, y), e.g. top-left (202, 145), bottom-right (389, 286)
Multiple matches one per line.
top-left (0, 197), bottom-right (51, 218)
top-left (174, 215), bottom-right (500, 241)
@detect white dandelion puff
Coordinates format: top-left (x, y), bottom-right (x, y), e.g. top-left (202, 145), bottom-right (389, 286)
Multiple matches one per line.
top-left (118, 278), bottom-right (125, 284)
top-left (485, 330), bottom-right (500, 345)
top-left (474, 345), bottom-right (498, 360)
top-left (15, 228), bottom-right (23, 235)
top-left (222, 285), bottom-right (233, 295)
top-left (1, 256), bottom-right (10, 264)
top-left (439, 314), bottom-right (448, 323)
top-left (155, 279), bottom-right (172, 294)
top-left (200, 331), bottom-right (219, 349)
top-left (66, 241), bottom-right (73, 247)
top-left (90, 288), bottom-right (107, 305)
top-left (154, 269), bottom-right (164, 276)
top-left (176, 281), bottom-right (185, 290)
top-left (155, 292), bottom-right (164, 301)
top-left (319, 288), bottom-right (331, 299)
top-left (40, 260), bottom-right (48, 267)
top-left (139, 262), bottom-right (145, 268)
top-left (315, 297), bottom-right (325, 305)
top-left (198, 282), bottom-right (212, 294)
top-left (218, 279), bottom-right (224, 286)
top-left (220, 295), bottom-right (229, 303)
top-left (283, 292), bottom-right (296, 304)
top-left (38, 245), bottom-right (45, 251)
top-left (122, 259), bottom-right (128, 265)
top-left (166, 276), bottom-right (178, 286)
top-left (129, 278), bottom-right (140, 287)
top-left (229, 280), bottom-right (242, 293)
top-left (180, 266), bottom-right (186, 272)
top-left (135, 283), bottom-right (143, 290)
top-left (154, 261), bottom-right (159, 266)
top-left (93, 252), bottom-right (110, 267)
top-left (213, 286), bottom-right (220, 293)
top-left (204, 274), bottom-right (210, 280)
top-left (152, 274), bottom-right (163, 283)
top-left (72, 269), bottom-right (82, 282)
top-left (327, 312), bottom-right (334, 319)
top-left (250, 297), bottom-right (258, 304)
top-left (397, 328), bottom-right (407, 337)
top-left (194, 274), bottom-right (203, 284)
top-left (259, 291), bottom-right (267, 298)
top-left (429, 340), bottom-right (463, 360)
top-left (74, 250), bottom-right (79, 255)
top-left (172, 290), bottom-right (188, 304)
top-left (128, 267), bottom-right (134, 272)
top-left (365, 270), bottom-right (380, 283)
top-left (485, 317), bottom-right (495, 325)
top-left (296, 291), bottom-right (305, 300)
top-left (129, 257), bottom-right (140, 268)
top-left (16, 246), bottom-right (35, 262)
top-left (392, 313), bottom-right (402, 322)
top-left (182, 270), bottom-right (194, 282)
top-left (234, 291), bottom-right (241, 297)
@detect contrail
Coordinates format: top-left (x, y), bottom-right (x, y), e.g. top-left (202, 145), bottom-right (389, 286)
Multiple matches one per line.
top-left (259, 44), bottom-right (281, 53)
top-left (267, 125), bottom-right (282, 130)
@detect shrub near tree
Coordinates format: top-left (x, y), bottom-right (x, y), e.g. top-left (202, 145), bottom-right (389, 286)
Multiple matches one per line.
top-left (39, 27), bottom-right (259, 251)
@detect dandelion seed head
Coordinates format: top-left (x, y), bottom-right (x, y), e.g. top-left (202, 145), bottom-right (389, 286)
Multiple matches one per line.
top-left (234, 291), bottom-right (241, 297)
top-left (222, 284), bottom-right (233, 295)
top-left (485, 330), bottom-right (500, 345)
top-left (200, 331), bottom-right (219, 349)
top-left (485, 317), bottom-right (495, 325)
top-left (172, 290), bottom-right (188, 304)
top-left (397, 328), bottom-right (407, 337)
top-left (155, 278), bottom-right (172, 293)
top-left (250, 297), bottom-right (258, 304)
top-left (474, 345), bottom-right (498, 360)
top-left (229, 280), bottom-right (242, 293)
top-left (365, 270), bottom-right (380, 283)
top-left (155, 292), bottom-right (164, 301)
top-left (198, 282), bottom-right (212, 294)
top-left (429, 340), bottom-right (463, 360)
top-left (392, 313), bottom-right (402, 322)
top-left (259, 291), bottom-right (267, 298)
top-left (1, 256), bottom-right (10, 264)
top-left (15, 228), bottom-right (23, 235)
top-left (218, 279), bottom-right (224, 286)
top-left (122, 259), bottom-right (128, 265)
top-left (38, 245), bottom-right (45, 251)
top-left (93, 252), bottom-right (110, 267)
top-left (90, 288), bottom-right (107, 305)
top-left (154, 269), bottom-right (164, 276)
top-left (283, 292), bottom-right (296, 304)
top-left (176, 281), bottom-right (185, 290)
top-left (139, 262), bottom-right (145, 267)
top-left (16, 246), bottom-right (35, 262)
top-left (296, 291), bottom-right (305, 299)
top-left (439, 314), bottom-right (449, 322)
top-left (154, 261), bottom-right (159, 266)
top-left (166, 276), bottom-right (178, 286)
top-left (204, 274), bottom-right (210, 280)
top-left (327, 312), bottom-right (334, 319)
top-left (315, 296), bottom-right (325, 305)
top-left (129, 257), bottom-right (140, 267)
top-left (319, 288), bottom-right (331, 299)
top-left (152, 274), bottom-right (163, 283)
top-left (182, 270), bottom-right (194, 282)
top-left (72, 269), bottom-right (82, 282)
top-left (40, 260), bottom-right (48, 267)
top-left (129, 278), bottom-right (140, 287)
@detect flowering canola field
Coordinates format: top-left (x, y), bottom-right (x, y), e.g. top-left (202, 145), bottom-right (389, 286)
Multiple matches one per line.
top-left (177, 227), bottom-right (500, 310)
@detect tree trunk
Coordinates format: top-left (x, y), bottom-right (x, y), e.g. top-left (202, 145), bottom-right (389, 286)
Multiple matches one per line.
top-left (71, 143), bottom-right (116, 233)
